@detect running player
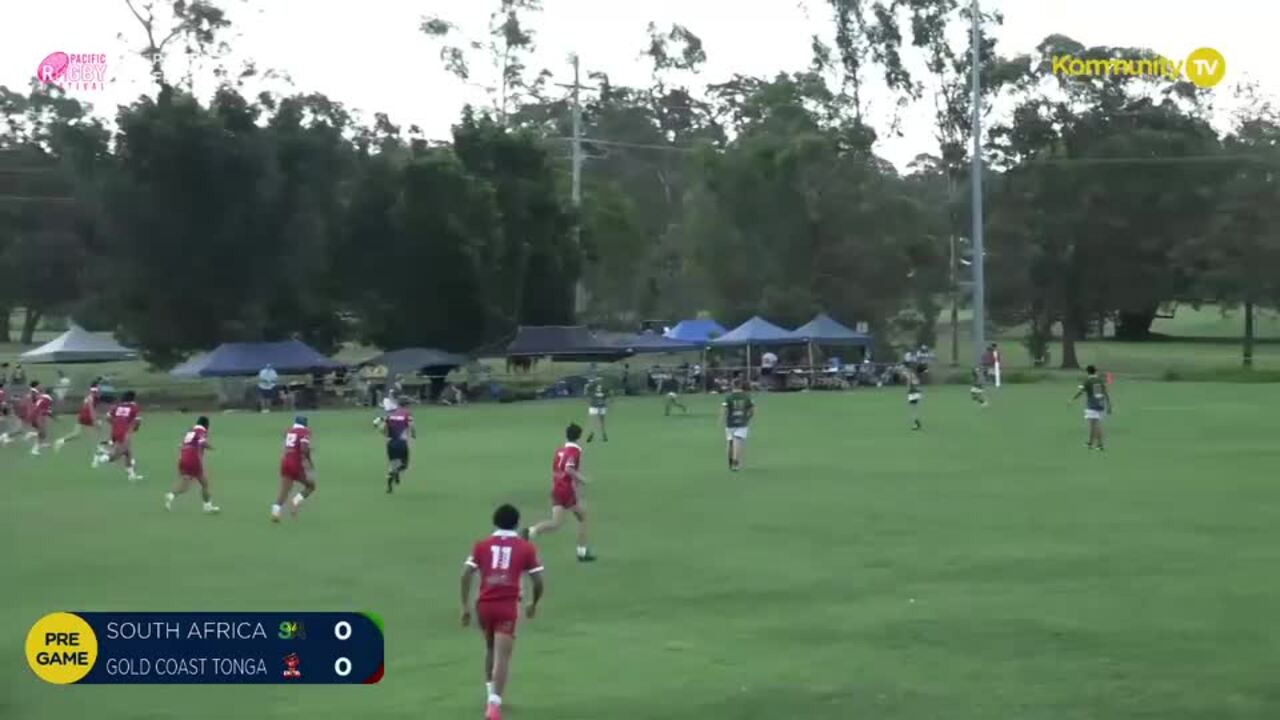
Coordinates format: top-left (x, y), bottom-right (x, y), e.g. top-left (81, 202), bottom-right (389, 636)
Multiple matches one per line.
top-left (165, 416), bottom-right (220, 513)
top-left (905, 365), bottom-right (923, 430)
top-left (28, 384), bottom-right (54, 456)
top-left (970, 365), bottom-right (989, 407)
top-left (20, 381), bottom-right (41, 442)
top-left (722, 379), bottom-right (754, 471)
top-left (584, 377), bottom-right (608, 442)
top-left (523, 423), bottom-right (596, 562)
top-left (273, 416), bottom-right (316, 522)
top-left (95, 390), bottom-right (143, 480)
top-left (55, 381), bottom-right (102, 451)
top-left (1072, 365), bottom-right (1112, 450)
top-left (383, 398), bottom-right (415, 493)
top-left (461, 504), bottom-right (545, 720)
top-left (663, 375), bottom-right (688, 416)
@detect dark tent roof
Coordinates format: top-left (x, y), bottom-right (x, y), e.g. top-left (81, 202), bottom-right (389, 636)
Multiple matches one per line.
top-left (601, 332), bottom-right (700, 354)
top-left (710, 316), bottom-right (804, 346)
top-left (664, 318), bottom-right (726, 343)
top-left (792, 313), bottom-right (873, 345)
top-left (170, 340), bottom-right (343, 378)
top-left (20, 325), bottom-right (137, 363)
top-left (361, 348), bottom-right (469, 375)
top-left (505, 326), bottom-right (628, 360)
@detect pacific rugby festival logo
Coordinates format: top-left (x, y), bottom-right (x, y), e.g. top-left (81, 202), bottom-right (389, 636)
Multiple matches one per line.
top-left (36, 52), bottom-right (109, 91)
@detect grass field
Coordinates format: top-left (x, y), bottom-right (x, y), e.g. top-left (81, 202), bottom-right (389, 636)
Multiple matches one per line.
top-left (4, 383), bottom-right (1280, 719)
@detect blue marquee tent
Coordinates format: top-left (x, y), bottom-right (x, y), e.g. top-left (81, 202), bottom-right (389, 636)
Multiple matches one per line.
top-left (792, 313), bottom-right (872, 345)
top-left (170, 340), bottom-right (343, 378)
top-left (709, 316), bottom-right (804, 346)
top-left (664, 318), bottom-right (726, 343)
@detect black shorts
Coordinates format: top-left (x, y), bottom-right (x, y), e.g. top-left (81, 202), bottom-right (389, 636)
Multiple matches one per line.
top-left (387, 438), bottom-right (409, 466)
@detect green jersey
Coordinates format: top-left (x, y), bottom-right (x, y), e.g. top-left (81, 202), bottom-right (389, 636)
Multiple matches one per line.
top-left (588, 381), bottom-right (608, 409)
top-left (724, 391), bottom-right (754, 428)
top-left (1080, 375), bottom-right (1107, 411)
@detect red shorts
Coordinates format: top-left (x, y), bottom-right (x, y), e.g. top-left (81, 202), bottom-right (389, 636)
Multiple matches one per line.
top-left (78, 409), bottom-right (94, 427)
top-left (280, 459), bottom-right (308, 483)
top-left (551, 483), bottom-right (578, 509)
top-left (111, 428), bottom-right (131, 445)
top-left (476, 601), bottom-right (519, 639)
top-left (178, 456), bottom-right (204, 479)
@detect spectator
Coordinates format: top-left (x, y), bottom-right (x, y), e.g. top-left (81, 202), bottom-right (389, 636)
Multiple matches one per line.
top-left (0, 362), bottom-right (8, 387)
top-left (257, 364), bottom-right (279, 413)
top-left (54, 370), bottom-right (72, 404)
top-left (12, 363), bottom-right (27, 386)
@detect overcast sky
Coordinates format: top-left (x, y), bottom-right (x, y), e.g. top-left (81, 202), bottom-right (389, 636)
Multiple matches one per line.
top-left (2, 0), bottom-right (1276, 169)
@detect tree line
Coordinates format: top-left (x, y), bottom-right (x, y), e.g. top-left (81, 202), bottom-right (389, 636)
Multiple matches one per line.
top-left (1, 0), bottom-right (1277, 368)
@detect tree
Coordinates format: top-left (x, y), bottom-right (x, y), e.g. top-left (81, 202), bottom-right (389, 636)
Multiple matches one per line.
top-left (122, 0), bottom-right (237, 93)
top-left (1178, 93), bottom-right (1280, 366)
top-left (0, 83), bottom-right (109, 343)
top-left (421, 0), bottom-right (549, 125)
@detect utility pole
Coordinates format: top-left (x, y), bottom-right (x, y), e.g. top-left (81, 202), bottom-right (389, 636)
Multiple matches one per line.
top-left (969, 0), bottom-right (987, 362)
top-left (950, 233), bottom-right (959, 366)
top-left (562, 53), bottom-right (588, 316)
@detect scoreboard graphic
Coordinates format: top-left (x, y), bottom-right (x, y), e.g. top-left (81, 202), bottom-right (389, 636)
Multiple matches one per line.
top-left (26, 612), bottom-right (384, 685)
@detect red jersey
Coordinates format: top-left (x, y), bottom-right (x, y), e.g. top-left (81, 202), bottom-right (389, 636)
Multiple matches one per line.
top-left (282, 424), bottom-right (311, 462)
top-left (384, 408), bottom-right (413, 440)
top-left (110, 402), bottom-right (141, 436)
top-left (552, 442), bottom-right (583, 491)
top-left (84, 387), bottom-right (100, 411)
top-left (32, 393), bottom-right (53, 419)
top-left (465, 531), bottom-right (543, 605)
top-left (180, 425), bottom-right (209, 462)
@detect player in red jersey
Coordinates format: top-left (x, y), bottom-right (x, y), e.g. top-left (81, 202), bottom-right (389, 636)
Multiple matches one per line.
top-left (523, 423), bottom-right (596, 562)
top-left (165, 416), bottom-right (220, 514)
top-left (273, 416), bottom-right (316, 522)
top-left (18, 381), bottom-right (41, 442)
top-left (381, 399), bottom-right (415, 493)
top-left (54, 381), bottom-right (102, 451)
top-left (461, 504), bottom-right (545, 720)
top-left (95, 390), bottom-right (143, 481)
top-left (27, 385), bottom-right (55, 456)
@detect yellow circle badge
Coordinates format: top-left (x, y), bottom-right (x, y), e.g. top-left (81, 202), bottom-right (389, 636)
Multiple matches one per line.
top-left (1185, 47), bottom-right (1226, 88)
top-left (26, 612), bottom-right (98, 684)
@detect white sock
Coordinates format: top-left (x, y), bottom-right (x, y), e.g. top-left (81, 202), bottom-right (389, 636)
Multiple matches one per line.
top-left (486, 681), bottom-right (494, 697)
top-left (576, 546), bottom-right (588, 558)
top-left (292, 493), bottom-right (305, 507)
top-left (271, 503), bottom-right (283, 515)
top-left (488, 694), bottom-right (502, 706)
top-left (165, 492), bottom-right (176, 502)
top-left (527, 527), bottom-right (538, 538)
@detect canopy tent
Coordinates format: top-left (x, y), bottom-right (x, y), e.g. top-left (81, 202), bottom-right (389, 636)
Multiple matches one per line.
top-left (596, 331), bottom-right (698, 354)
top-left (170, 340), bottom-right (343, 378)
top-left (360, 347), bottom-right (470, 376)
top-left (505, 325), bottom-right (629, 361)
top-left (709, 316), bottom-right (805, 346)
top-left (664, 318), bottom-right (726, 343)
top-left (20, 325), bottom-right (137, 364)
top-left (792, 314), bottom-right (873, 346)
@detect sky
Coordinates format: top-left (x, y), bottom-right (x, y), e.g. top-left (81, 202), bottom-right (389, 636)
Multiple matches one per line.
top-left (2, 0), bottom-right (1277, 169)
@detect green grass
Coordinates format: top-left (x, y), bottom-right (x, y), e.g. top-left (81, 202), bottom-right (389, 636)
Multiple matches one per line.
top-left (4, 384), bottom-right (1280, 719)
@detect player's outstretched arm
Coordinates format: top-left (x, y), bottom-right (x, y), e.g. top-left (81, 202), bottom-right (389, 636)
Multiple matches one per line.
top-left (526, 572), bottom-right (544, 619)
top-left (459, 563), bottom-right (476, 626)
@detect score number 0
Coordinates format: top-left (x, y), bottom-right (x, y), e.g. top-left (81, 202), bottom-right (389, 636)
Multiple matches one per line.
top-left (334, 621), bottom-right (352, 678)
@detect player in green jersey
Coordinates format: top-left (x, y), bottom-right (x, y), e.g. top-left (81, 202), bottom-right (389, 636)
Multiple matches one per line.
top-left (721, 380), bottom-right (754, 471)
top-left (585, 377), bottom-right (609, 443)
top-left (969, 365), bottom-right (989, 407)
top-left (905, 365), bottom-right (923, 430)
top-left (1071, 364), bottom-right (1112, 450)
